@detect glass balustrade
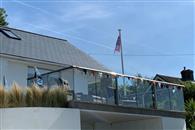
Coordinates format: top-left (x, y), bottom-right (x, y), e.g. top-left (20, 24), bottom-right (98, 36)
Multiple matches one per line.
top-left (156, 84), bottom-right (184, 111)
top-left (74, 68), bottom-right (116, 105)
top-left (27, 66), bottom-right (185, 112)
top-left (118, 77), bottom-right (153, 108)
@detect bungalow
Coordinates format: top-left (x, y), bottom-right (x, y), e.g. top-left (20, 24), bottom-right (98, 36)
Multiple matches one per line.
top-left (0, 27), bottom-right (186, 130)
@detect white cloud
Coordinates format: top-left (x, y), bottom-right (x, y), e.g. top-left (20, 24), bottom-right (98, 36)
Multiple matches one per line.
top-left (6, 1), bottom-right (112, 34)
top-left (59, 4), bottom-right (112, 22)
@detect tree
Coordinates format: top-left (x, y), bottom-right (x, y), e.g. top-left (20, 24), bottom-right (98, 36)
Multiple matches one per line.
top-left (0, 8), bottom-right (8, 26)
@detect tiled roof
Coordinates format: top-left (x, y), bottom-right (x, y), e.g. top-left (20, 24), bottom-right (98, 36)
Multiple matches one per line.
top-left (0, 27), bottom-right (109, 71)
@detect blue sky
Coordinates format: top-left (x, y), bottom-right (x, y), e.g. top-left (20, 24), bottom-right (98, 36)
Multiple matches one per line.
top-left (1, 0), bottom-right (194, 78)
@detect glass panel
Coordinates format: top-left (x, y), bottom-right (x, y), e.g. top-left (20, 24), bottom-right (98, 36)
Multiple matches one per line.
top-left (27, 67), bottom-right (35, 79)
top-left (169, 87), bottom-right (184, 111)
top-left (74, 69), bottom-right (95, 102)
top-left (94, 72), bottom-right (106, 104)
top-left (156, 84), bottom-right (171, 110)
top-left (27, 79), bottom-right (34, 87)
top-left (41, 75), bottom-right (48, 87)
top-left (47, 72), bottom-right (60, 88)
top-left (133, 79), bottom-right (153, 108)
top-left (178, 88), bottom-right (185, 111)
top-left (103, 75), bottom-right (116, 105)
top-left (117, 76), bottom-right (124, 105)
top-left (96, 72), bottom-right (115, 105)
top-left (2, 29), bottom-right (20, 39)
top-left (118, 77), bottom-right (153, 108)
top-left (74, 69), bottom-right (116, 105)
top-left (60, 69), bottom-right (74, 91)
top-left (118, 77), bottom-right (137, 107)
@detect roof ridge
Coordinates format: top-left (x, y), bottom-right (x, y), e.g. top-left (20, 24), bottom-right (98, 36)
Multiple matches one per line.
top-left (0, 26), bottom-right (68, 42)
top-left (156, 74), bottom-right (181, 79)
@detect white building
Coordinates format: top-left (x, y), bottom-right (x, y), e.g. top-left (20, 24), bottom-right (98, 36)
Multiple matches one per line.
top-left (0, 27), bottom-right (186, 130)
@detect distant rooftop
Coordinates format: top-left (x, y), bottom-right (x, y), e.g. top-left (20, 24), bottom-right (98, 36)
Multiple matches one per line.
top-left (154, 74), bottom-right (182, 85)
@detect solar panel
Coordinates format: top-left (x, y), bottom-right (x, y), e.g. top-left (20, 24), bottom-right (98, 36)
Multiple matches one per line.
top-left (0, 29), bottom-right (21, 40)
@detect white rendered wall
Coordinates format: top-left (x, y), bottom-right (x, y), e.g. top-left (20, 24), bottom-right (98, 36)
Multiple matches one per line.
top-left (0, 58), bottom-right (28, 88)
top-left (82, 117), bottom-right (186, 130)
top-left (161, 117), bottom-right (186, 130)
top-left (6, 60), bottom-right (28, 87)
top-left (83, 118), bottom-right (163, 130)
top-left (113, 118), bottom-right (163, 130)
top-left (0, 108), bottom-right (81, 130)
top-left (0, 57), bottom-right (62, 88)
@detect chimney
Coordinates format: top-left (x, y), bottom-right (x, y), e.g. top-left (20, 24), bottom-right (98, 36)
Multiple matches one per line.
top-left (181, 67), bottom-right (194, 81)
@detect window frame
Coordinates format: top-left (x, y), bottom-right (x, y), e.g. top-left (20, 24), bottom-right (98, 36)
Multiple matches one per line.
top-left (0, 29), bottom-right (21, 40)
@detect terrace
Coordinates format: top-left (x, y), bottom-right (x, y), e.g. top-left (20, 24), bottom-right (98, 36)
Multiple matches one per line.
top-left (27, 65), bottom-right (185, 114)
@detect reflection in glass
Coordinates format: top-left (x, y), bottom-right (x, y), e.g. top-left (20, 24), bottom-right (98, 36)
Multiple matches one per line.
top-left (156, 84), bottom-right (171, 110)
top-left (74, 69), bottom-right (115, 105)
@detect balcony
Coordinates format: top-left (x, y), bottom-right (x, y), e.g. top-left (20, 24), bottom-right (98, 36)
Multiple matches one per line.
top-left (27, 66), bottom-right (185, 113)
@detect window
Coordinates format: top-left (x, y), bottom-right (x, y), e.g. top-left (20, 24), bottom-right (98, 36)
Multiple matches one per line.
top-left (0, 29), bottom-right (21, 40)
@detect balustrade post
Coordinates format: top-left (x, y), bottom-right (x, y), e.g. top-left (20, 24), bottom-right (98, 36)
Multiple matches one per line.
top-left (168, 87), bottom-right (172, 110)
top-left (72, 68), bottom-right (75, 101)
top-left (114, 77), bottom-right (119, 105)
top-left (152, 84), bottom-right (157, 109)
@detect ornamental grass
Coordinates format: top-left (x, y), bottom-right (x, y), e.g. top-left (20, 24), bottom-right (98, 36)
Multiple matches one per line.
top-left (0, 84), bottom-right (69, 108)
top-left (7, 83), bottom-right (25, 107)
top-left (46, 87), bottom-right (68, 107)
top-left (0, 85), bottom-right (7, 107)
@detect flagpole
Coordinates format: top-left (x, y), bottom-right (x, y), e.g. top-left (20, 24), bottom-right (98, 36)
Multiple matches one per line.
top-left (118, 29), bottom-right (125, 75)
top-left (118, 29), bottom-right (126, 96)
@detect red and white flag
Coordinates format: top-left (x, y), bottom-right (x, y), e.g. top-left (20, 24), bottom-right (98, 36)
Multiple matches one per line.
top-left (114, 33), bottom-right (122, 53)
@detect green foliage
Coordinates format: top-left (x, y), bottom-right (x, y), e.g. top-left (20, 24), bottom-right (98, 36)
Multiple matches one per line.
top-left (0, 84), bottom-right (69, 108)
top-left (0, 8), bottom-right (8, 26)
top-left (183, 82), bottom-right (195, 130)
top-left (185, 99), bottom-right (195, 130)
top-left (183, 82), bottom-right (195, 101)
